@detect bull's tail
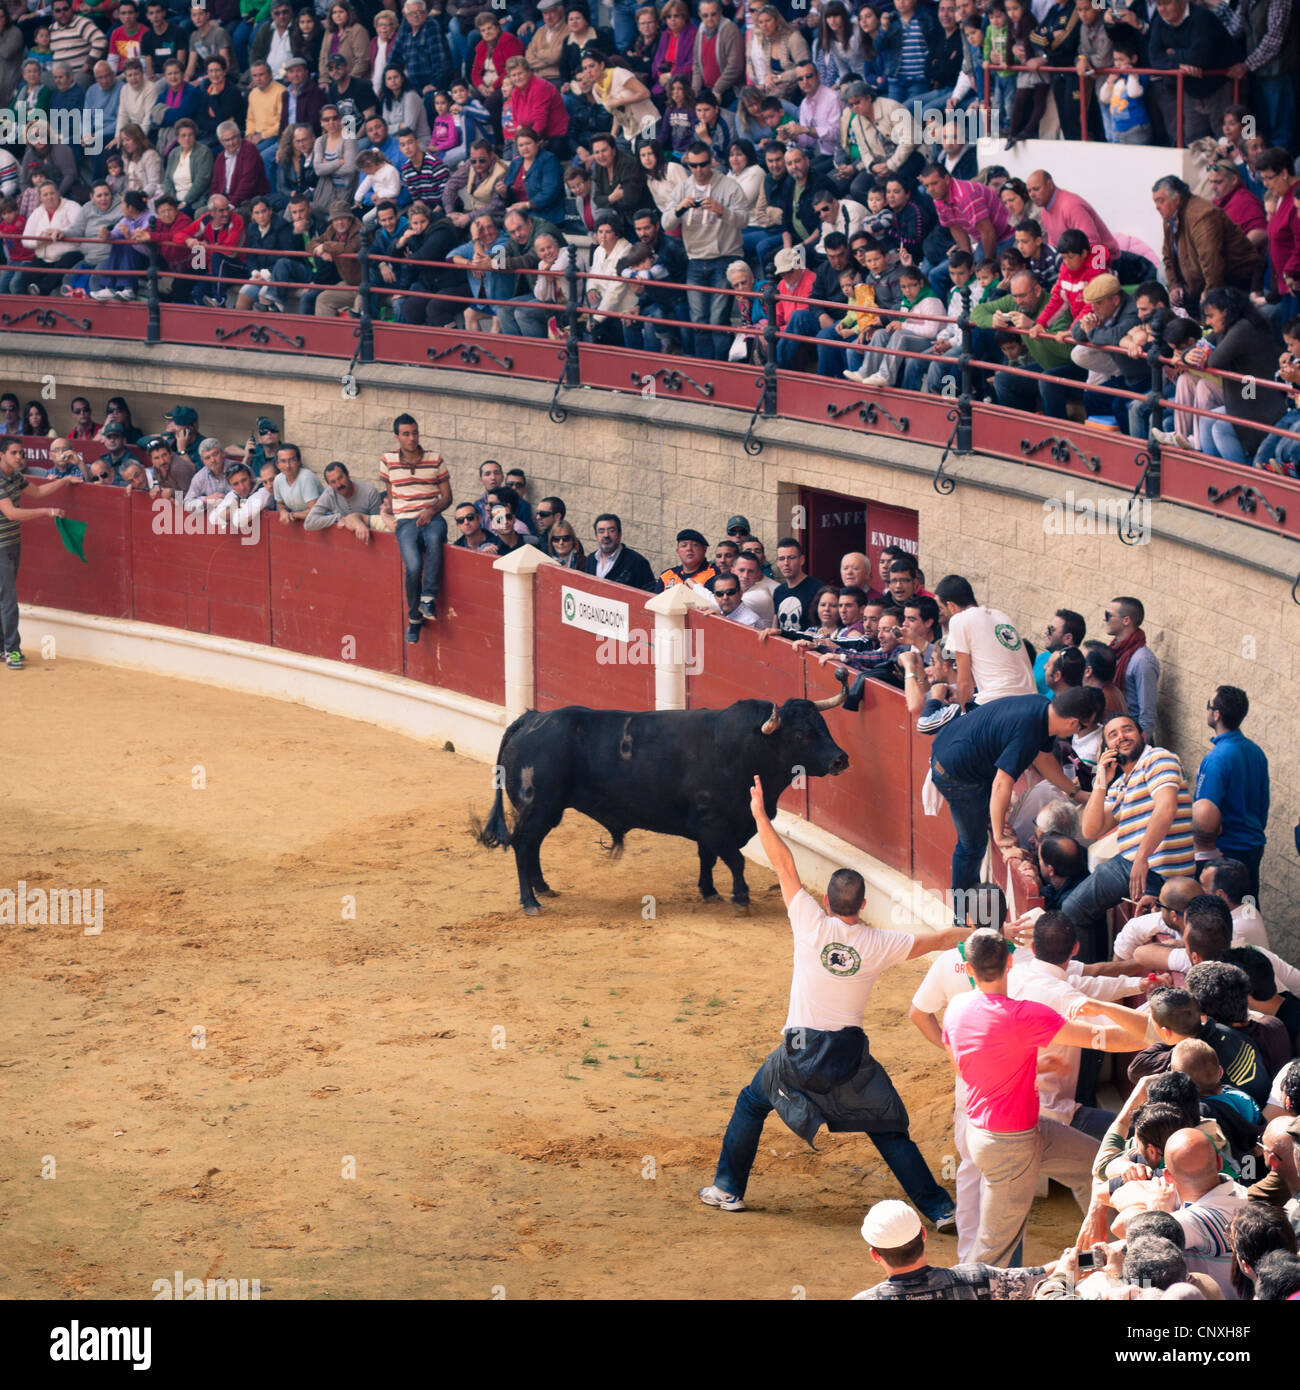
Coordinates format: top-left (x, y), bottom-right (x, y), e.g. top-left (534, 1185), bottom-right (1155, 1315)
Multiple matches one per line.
top-left (475, 788), bottom-right (512, 850)
top-left (472, 713), bottom-right (530, 850)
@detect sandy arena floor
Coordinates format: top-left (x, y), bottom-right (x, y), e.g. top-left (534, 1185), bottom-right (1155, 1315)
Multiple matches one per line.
top-left (0, 658), bottom-right (1082, 1300)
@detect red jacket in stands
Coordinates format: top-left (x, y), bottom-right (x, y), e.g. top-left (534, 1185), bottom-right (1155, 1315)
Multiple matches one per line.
top-left (211, 140), bottom-right (271, 208)
top-left (470, 31), bottom-right (525, 92)
top-left (153, 210), bottom-right (198, 272)
top-left (501, 72), bottom-right (569, 144)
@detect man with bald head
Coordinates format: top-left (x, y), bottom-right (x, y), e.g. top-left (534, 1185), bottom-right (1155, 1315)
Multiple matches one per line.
top-left (1113, 875), bottom-right (1203, 963)
top-left (1025, 170), bottom-right (1118, 260)
top-left (1257, 1116), bottom-right (1300, 1241)
top-left (1164, 1127), bottom-right (1249, 1298)
top-left (840, 551), bottom-right (885, 605)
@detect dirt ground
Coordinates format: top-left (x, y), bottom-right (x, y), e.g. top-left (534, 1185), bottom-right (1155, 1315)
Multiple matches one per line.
top-left (0, 658), bottom-right (1083, 1300)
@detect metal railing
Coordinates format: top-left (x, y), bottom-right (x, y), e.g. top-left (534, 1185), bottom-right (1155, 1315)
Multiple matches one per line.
top-left (980, 63), bottom-right (1243, 147)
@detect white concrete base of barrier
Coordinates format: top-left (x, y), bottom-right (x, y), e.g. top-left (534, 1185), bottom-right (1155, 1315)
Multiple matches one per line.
top-left (25, 604), bottom-right (950, 931)
top-left (20, 605), bottom-right (508, 763)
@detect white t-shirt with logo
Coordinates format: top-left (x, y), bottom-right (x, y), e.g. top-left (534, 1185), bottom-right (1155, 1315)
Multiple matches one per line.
top-left (946, 605), bottom-right (1038, 705)
top-left (783, 888), bottom-right (913, 1033)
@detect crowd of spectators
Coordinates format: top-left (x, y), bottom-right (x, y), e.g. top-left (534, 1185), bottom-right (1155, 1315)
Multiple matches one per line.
top-left (0, 0), bottom-right (1296, 459)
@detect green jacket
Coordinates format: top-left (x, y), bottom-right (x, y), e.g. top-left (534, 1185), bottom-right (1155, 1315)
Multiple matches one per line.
top-left (973, 289), bottom-right (1073, 370)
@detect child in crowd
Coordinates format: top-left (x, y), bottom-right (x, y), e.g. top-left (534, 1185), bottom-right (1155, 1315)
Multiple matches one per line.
top-left (860, 182), bottom-right (894, 242)
top-left (104, 152), bottom-right (127, 200)
top-left (658, 77), bottom-right (695, 158)
top-left (447, 80), bottom-right (491, 152)
top-left (983, 3), bottom-right (1016, 129)
top-left (354, 149), bottom-right (402, 219)
top-left (1013, 217), bottom-right (1060, 288)
top-left (26, 26), bottom-right (54, 72)
top-left (0, 195), bottom-right (32, 293)
top-left (1099, 34), bottom-right (1151, 146)
top-left (974, 256), bottom-right (1002, 302)
top-left (1004, 0), bottom-right (1048, 146)
top-left (1252, 316), bottom-right (1300, 476)
top-left (996, 244), bottom-right (1028, 293)
top-left (428, 91), bottom-right (463, 166)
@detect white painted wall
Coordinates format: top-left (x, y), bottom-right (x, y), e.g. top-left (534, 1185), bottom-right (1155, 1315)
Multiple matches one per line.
top-left (976, 137), bottom-right (1191, 275)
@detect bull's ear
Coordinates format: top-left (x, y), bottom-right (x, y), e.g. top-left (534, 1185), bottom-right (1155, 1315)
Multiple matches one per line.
top-left (760, 704), bottom-right (781, 735)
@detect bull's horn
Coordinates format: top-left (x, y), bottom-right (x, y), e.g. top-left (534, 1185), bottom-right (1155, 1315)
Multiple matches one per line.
top-left (811, 684), bottom-right (848, 712)
top-left (760, 704), bottom-right (781, 735)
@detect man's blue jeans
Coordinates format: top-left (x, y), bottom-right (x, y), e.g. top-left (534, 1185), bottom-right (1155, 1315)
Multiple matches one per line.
top-left (1059, 853), bottom-right (1164, 931)
top-left (713, 1060), bottom-right (955, 1220)
top-left (1070, 1105), bottom-right (1116, 1143)
top-left (395, 514), bottom-right (447, 622)
top-left (930, 762), bottom-right (992, 906)
top-left (497, 294), bottom-right (549, 337)
top-left (686, 254), bottom-right (732, 360)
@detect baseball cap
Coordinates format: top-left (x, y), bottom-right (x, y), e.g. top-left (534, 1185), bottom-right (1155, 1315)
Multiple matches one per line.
top-left (327, 53), bottom-right (348, 67)
top-left (726, 515), bottom-right (750, 534)
top-left (256, 416), bottom-right (277, 435)
top-left (539, 0), bottom-right (563, 8)
top-left (164, 405), bottom-right (198, 427)
top-left (102, 420), bottom-right (125, 437)
top-left (861, 1199), bottom-right (922, 1248)
top-left (676, 528), bottom-right (707, 546)
top-left (1082, 273), bottom-right (1121, 303)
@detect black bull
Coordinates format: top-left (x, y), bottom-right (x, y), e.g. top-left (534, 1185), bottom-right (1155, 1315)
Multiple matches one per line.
top-left (476, 690), bottom-right (850, 913)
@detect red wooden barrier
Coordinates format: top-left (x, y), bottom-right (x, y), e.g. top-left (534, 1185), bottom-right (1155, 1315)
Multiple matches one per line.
top-left (779, 374), bottom-right (957, 452)
top-left (578, 342), bottom-right (765, 416)
top-left (807, 664), bottom-right (913, 874)
top-left (403, 543), bottom-right (505, 704)
top-left (684, 610), bottom-right (809, 819)
top-left (13, 478), bottom-right (132, 620)
top-left (1157, 449), bottom-right (1300, 544)
top-left (269, 520), bottom-right (404, 677)
top-left (972, 402), bottom-right (1148, 490)
top-left (129, 491), bottom-right (272, 643)
top-left (533, 564), bottom-right (654, 712)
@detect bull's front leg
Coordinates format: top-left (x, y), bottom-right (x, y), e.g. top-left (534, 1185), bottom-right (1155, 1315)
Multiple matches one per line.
top-left (719, 843), bottom-right (750, 907)
top-left (697, 844), bottom-right (720, 901)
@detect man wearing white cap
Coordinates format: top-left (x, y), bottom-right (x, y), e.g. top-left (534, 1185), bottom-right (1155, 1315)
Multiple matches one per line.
top-left (851, 1199), bottom-right (1050, 1300)
top-left (699, 776), bottom-right (975, 1219)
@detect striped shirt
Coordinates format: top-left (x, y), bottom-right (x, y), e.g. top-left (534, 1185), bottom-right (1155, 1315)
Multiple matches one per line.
top-left (379, 450), bottom-right (449, 524)
top-left (400, 152), bottom-right (450, 206)
top-left (897, 18), bottom-right (929, 79)
top-left (1173, 1177), bottom-right (1249, 1300)
top-left (933, 177), bottom-right (1012, 244)
top-left (1105, 743), bottom-right (1195, 876)
top-left (50, 15), bottom-right (108, 71)
top-left (0, 467), bottom-right (27, 549)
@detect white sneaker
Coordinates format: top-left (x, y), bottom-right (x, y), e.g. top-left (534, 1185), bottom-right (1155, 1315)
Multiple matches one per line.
top-left (115, 288), bottom-right (134, 300)
top-left (91, 287), bottom-right (114, 301)
top-left (862, 371), bottom-right (890, 388)
top-left (842, 368), bottom-right (866, 383)
top-left (698, 1184), bottom-right (745, 1212)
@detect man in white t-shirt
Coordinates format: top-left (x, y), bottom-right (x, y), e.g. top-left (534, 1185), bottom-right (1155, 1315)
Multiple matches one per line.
top-left (935, 574), bottom-right (1037, 708)
top-left (699, 776), bottom-right (973, 1218)
top-left (733, 552), bottom-right (775, 627)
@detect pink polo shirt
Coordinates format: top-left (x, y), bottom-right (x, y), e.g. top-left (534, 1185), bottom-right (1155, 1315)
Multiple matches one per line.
top-left (942, 990), bottom-right (1064, 1133)
top-left (1034, 186), bottom-right (1118, 259)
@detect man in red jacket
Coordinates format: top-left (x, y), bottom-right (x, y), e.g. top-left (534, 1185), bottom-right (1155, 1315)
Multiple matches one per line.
top-left (210, 122), bottom-right (270, 217)
top-left (501, 54), bottom-right (569, 149)
top-left (184, 191), bottom-right (245, 306)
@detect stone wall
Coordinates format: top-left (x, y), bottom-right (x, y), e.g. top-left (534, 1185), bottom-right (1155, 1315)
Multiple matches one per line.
top-left (7, 333), bottom-right (1298, 963)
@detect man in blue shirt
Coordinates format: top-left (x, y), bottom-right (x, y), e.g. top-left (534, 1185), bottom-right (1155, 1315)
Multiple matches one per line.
top-left (1032, 608), bottom-right (1085, 697)
top-left (929, 689), bottom-right (1091, 912)
top-left (1194, 685), bottom-right (1269, 905)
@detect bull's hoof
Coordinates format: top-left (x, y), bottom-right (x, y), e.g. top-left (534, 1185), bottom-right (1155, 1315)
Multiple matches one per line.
top-left (522, 903), bottom-right (542, 916)
top-left (731, 896), bottom-right (751, 910)
top-left (535, 886), bottom-right (559, 898)
top-left (700, 890), bottom-right (721, 903)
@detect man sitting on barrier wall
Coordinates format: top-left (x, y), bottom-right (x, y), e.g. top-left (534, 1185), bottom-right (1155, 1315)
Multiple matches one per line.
top-left (380, 412), bottom-right (451, 646)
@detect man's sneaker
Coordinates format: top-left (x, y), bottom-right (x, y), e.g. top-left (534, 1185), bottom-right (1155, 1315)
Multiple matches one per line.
top-left (116, 288), bottom-right (134, 300)
top-left (861, 370), bottom-right (890, 388)
top-left (91, 287), bottom-right (114, 301)
top-left (259, 293), bottom-right (284, 313)
top-left (5, 649), bottom-right (24, 670)
top-left (404, 622), bottom-right (421, 644)
top-left (698, 1185), bottom-right (745, 1212)
top-left (933, 1209), bottom-right (957, 1233)
top-left (418, 597), bottom-right (437, 620)
top-left (202, 294), bottom-right (226, 308)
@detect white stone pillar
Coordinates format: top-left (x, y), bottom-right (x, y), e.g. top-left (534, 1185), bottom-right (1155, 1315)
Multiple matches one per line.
top-left (493, 545), bottom-right (557, 721)
top-left (644, 585), bottom-right (715, 711)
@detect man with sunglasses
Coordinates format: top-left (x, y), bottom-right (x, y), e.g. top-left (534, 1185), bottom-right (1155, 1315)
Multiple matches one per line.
top-left (50, 1), bottom-right (108, 87)
top-left (66, 397), bottom-right (98, 440)
top-left (662, 141), bottom-right (747, 362)
top-left (451, 503), bottom-right (500, 553)
top-left (442, 140), bottom-right (508, 232)
top-left (242, 417), bottom-right (281, 475)
top-left (532, 495), bottom-right (565, 542)
top-left (711, 573), bottom-right (765, 629)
